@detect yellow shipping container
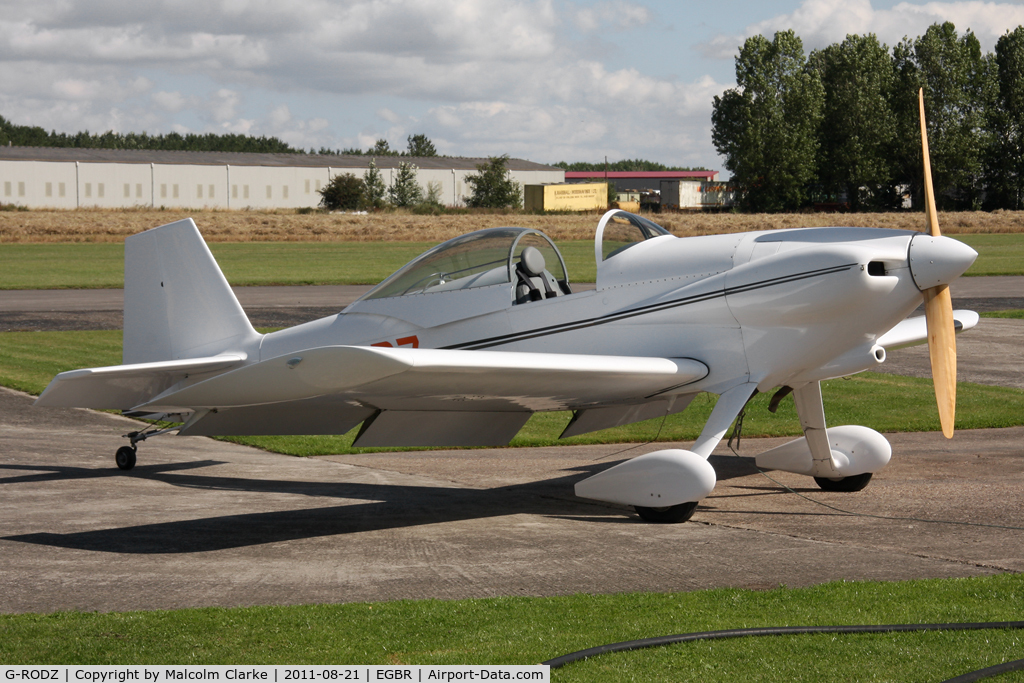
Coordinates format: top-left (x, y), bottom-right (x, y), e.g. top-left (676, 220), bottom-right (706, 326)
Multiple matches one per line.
top-left (524, 182), bottom-right (606, 211)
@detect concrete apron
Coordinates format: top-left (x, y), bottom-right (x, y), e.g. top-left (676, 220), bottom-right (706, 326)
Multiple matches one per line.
top-left (1, 386), bottom-right (1021, 615)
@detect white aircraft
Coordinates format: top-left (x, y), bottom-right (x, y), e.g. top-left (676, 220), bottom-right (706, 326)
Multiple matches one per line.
top-left (36, 92), bottom-right (979, 522)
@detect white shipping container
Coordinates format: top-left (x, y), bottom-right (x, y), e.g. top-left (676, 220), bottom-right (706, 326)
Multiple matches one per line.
top-left (660, 180), bottom-right (703, 209)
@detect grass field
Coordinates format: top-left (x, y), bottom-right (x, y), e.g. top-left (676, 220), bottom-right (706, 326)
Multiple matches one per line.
top-left (0, 232), bottom-right (1015, 289)
top-left (982, 309), bottom-right (1024, 319)
top-left (0, 241), bottom-right (602, 289)
top-left (4, 330), bottom-right (1024, 455)
top-left (4, 207), bottom-right (1024, 244)
top-left (1, 575), bottom-right (1022, 680)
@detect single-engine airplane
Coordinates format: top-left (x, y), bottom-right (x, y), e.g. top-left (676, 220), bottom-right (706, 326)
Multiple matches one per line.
top-left (36, 92), bottom-right (979, 522)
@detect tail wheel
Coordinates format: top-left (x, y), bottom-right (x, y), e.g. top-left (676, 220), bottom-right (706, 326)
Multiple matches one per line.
top-left (814, 472), bottom-right (872, 492)
top-left (634, 501), bottom-right (699, 523)
top-left (115, 446), bottom-right (137, 471)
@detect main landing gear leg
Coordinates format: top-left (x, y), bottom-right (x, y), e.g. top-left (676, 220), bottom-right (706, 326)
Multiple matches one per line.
top-left (115, 425), bottom-right (180, 470)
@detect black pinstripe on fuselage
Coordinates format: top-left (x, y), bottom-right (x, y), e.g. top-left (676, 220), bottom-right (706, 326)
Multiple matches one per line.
top-left (441, 262), bottom-right (858, 351)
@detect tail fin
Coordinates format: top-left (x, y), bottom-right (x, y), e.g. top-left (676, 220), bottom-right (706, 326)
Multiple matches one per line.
top-left (123, 218), bottom-right (259, 365)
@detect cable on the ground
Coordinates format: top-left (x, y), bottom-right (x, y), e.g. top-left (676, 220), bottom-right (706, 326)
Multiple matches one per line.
top-left (542, 621), bottom-right (1024, 682)
top-left (748, 463), bottom-right (1024, 532)
top-left (724, 409), bottom-right (1024, 532)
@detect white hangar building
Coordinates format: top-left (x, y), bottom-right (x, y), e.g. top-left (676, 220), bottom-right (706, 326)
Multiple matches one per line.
top-left (0, 147), bottom-right (564, 210)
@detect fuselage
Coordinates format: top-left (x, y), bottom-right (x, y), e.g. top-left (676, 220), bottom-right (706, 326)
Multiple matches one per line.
top-left (256, 223), bottom-right (976, 405)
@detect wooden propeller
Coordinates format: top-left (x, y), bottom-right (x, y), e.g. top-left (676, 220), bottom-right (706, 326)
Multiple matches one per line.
top-left (919, 88), bottom-right (957, 438)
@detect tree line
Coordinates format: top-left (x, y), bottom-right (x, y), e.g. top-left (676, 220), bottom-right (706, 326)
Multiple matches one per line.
top-left (555, 160), bottom-right (709, 172)
top-left (0, 115), bottom-right (301, 154)
top-left (0, 117), bottom-right (449, 158)
top-left (712, 22), bottom-right (1024, 212)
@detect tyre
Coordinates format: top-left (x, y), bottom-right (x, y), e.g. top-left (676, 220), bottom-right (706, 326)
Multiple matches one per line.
top-left (634, 501), bottom-right (699, 523)
top-left (115, 446), bottom-right (137, 471)
top-left (814, 472), bottom-right (872, 492)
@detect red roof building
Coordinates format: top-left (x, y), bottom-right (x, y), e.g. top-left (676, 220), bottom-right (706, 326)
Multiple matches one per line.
top-left (565, 170), bottom-right (718, 181)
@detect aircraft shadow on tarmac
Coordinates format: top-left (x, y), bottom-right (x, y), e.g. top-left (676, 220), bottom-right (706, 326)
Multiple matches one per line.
top-left (2, 453), bottom-right (774, 554)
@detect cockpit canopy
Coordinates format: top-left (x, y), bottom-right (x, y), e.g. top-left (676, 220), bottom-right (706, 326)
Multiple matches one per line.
top-left (597, 210), bottom-right (672, 261)
top-left (361, 227), bottom-right (570, 301)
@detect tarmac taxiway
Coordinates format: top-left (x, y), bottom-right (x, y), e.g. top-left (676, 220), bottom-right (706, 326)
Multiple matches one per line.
top-left (0, 278), bottom-right (1021, 614)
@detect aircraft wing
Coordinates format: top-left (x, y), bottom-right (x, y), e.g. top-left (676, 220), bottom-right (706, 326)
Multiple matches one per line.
top-left (34, 354), bottom-right (246, 409)
top-left (138, 345), bottom-right (709, 414)
top-left (877, 310), bottom-right (979, 351)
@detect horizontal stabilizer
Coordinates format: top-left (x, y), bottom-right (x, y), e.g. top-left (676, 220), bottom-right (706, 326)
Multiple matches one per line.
top-left (137, 346), bottom-right (709, 414)
top-left (34, 355), bottom-right (245, 410)
top-left (877, 309), bottom-right (978, 351)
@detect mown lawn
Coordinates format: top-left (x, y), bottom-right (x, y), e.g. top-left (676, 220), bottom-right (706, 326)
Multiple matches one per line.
top-left (0, 233), bottom-right (1013, 289)
top-left (0, 575), bottom-right (1022, 682)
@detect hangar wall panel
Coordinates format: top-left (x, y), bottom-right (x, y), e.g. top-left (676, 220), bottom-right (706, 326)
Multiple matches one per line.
top-left (229, 166), bottom-right (332, 209)
top-left (0, 159), bottom-right (564, 210)
top-left (151, 165), bottom-right (228, 209)
top-left (0, 161), bottom-right (78, 209)
top-left (79, 163), bottom-right (154, 208)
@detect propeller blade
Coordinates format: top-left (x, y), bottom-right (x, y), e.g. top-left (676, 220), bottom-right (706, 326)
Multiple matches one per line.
top-left (924, 285), bottom-right (956, 437)
top-left (919, 89), bottom-right (941, 238)
top-left (919, 88), bottom-right (956, 438)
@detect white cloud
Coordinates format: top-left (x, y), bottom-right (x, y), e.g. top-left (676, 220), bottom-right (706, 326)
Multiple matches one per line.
top-left (376, 108), bottom-right (402, 124)
top-left (269, 104), bottom-right (292, 127)
top-left (152, 91), bottom-right (190, 113)
top-left (424, 65), bottom-right (726, 165)
top-left (573, 1), bottom-right (651, 33)
top-left (0, 0), bottom-right (730, 164)
top-left (207, 89), bottom-right (241, 123)
top-left (707, 0), bottom-right (1024, 59)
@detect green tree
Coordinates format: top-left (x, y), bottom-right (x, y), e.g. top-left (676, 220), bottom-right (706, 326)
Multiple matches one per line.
top-left (363, 159), bottom-right (389, 209)
top-left (895, 23), bottom-right (995, 209)
top-left (984, 26), bottom-right (1024, 209)
top-left (423, 181), bottom-right (445, 206)
top-left (463, 155), bottom-right (523, 208)
top-left (555, 159), bottom-right (708, 172)
top-left (369, 139), bottom-right (395, 156)
top-left (712, 30), bottom-right (824, 211)
top-left (406, 134), bottom-right (437, 157)
top-left (388, 161), bottom-right (424, 207)
top-left (318, 173), bottom-right (364, 210)
top-left (0, 115), bottom-right (300, 153)
top-left (810, 34), bottom-right (897, 210)
top-left (412, 181), bottom-right (447, 215)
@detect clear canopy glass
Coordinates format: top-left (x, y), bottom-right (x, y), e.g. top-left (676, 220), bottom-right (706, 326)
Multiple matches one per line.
top-left (600, 211), bottom-right (672, 260)
top-left (361, 227), bottom-right (569, 300)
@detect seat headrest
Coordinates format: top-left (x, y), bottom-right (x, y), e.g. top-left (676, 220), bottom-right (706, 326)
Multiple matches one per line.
top-left (520, 246), bottom-right (546, 277)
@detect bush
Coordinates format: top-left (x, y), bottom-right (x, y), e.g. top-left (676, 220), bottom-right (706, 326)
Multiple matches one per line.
top-left (363, 159), bottom-right (388, 210)
top-left (464, 155), bottom-right (522, 209)
top-left (388, 161), bottom-right (423, 207)
top-left (318, 173), bottom-right (364, 211)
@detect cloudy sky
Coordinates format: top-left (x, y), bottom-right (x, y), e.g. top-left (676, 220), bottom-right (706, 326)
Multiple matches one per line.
top-left (2, 0), bottom-right (1023, 171)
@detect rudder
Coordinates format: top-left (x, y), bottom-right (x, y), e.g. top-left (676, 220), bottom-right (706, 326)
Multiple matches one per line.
top-left (123, 218), bottom-right (259, 364)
